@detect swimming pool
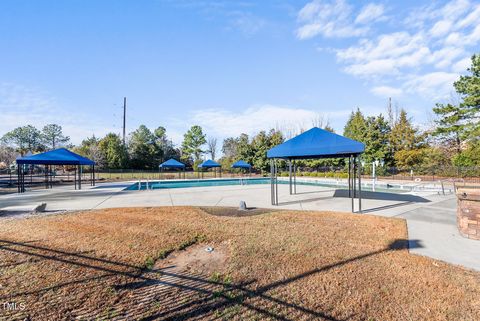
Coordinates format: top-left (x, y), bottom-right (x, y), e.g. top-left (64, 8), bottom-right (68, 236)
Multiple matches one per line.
top-left (125, 177), bottom-right (414, 193)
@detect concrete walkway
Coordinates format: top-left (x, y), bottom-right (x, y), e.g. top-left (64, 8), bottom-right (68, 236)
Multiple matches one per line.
top-left (1, 180), bottom-right (478, 271)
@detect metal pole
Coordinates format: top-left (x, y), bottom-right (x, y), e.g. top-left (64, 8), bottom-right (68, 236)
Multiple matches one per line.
top-left (351, 156), bottom-right (354, 213)
top-left (276, 160), bottom-right (279, 205)
top-left (358, 157), bottom-right (362, 213)
top-left (79, 165), bottom-right (82, 190)
top-left (270, 159), bottom-right (274, 205)
top-left (289, 159), bottom-right (292, 195)
top-left (93, 165), bottom-right (95, 186)
top-left (348, 157), bottom-right (351, 197)
top-left (353, 156), bottom-right (356, 198)
top-left (294, 160), bottom-right (297, 194)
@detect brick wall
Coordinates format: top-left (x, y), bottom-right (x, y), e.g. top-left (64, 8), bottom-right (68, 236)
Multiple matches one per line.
top-left (457, 188), bottom-right (480, 240)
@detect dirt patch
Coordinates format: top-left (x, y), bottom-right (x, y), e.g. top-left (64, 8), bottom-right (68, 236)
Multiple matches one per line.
top-left (158, 242), bottom-right (229, 275)
top-left (199, 206), bottom-right (275, 217)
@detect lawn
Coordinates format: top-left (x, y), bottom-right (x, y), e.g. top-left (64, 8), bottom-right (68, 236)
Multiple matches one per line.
top-left (0, 207), bottom-right (479, 320)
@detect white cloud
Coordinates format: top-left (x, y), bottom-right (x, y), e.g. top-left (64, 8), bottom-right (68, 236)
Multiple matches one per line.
top-left (371, 86), bottom-right (403, 98)
top-left (305, 0), bottom-right (480, 99)
top-left (452, 56), bottom-right (472, 72)
top-left (404, 72), bottom-right (459, 99)
top-left (188, 105), bottom-right (349, 138)
top-left (429, 20), bottom-right (453, 37)
top-left (355, 3), bottom-right (385, 24)
top-left (0, 83), bottom-right (116, 144)
top-left (296, 0), bottom-right (370, 39)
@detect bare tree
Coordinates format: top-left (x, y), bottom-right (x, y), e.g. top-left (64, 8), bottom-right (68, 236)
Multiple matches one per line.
top-left (311, 114), bottom-right (331, 130)
top-left (207, 137), bottom-right (218, 160)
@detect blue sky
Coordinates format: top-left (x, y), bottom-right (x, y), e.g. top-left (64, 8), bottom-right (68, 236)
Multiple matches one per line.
top-left (0, 0), bottom-right (479, 145)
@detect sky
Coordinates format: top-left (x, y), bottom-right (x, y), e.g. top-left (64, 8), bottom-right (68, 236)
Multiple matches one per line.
top-left (0, 0), bottom-right (479, 146)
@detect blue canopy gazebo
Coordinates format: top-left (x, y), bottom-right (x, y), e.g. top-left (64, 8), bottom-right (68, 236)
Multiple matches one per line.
top-left (198, 159), bottom-right (222, 178)
top-left (16, 148), bottom-right (95, 192)
top-left (159, 158), bottom-right (186, 179)
top-left (231, 160), bottom-right (252, 176)
top-left (267, 127), bottom-right (365, 212)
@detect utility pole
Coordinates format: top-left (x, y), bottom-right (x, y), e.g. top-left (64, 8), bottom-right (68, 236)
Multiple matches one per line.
top-left (122, 97), bottom-right (126, 146)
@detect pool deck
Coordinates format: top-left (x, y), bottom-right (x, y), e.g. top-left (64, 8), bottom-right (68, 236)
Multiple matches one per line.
top-left (1, 180), bottom-right (479, 272)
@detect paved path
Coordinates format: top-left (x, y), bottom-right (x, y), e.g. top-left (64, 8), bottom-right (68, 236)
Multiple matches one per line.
top-left (1, 180), bottom-right (478, 271)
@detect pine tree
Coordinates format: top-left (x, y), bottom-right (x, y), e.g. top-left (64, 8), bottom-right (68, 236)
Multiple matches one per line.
top-left (433, 54), bottom-right (480, 153)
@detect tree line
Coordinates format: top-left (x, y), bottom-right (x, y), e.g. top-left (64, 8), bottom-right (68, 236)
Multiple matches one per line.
top-left (1, 54), bottom-right (479, 173)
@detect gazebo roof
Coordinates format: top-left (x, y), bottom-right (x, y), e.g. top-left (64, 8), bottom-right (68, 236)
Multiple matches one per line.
top-left (159, 158), bottom-right (185, 169)
top-left (198, 159), bottom-right (221, 168)
top-left (16, 148), bottom-right (95, 166)
top-left (231, 160), bottom-right (252, 168)
top-left (267, 127), bottom-right (364, 159)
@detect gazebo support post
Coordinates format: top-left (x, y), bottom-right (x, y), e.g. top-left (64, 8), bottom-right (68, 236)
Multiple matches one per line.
top-left (270, 159), bottom-right (274, 205)
top-left (45, 165), bottom-right (48, 189)
top-left (348, 157), bottom-right (351, 198)
top-left (78, 165), bottom-right (82, 190)
top-left (353, 156), bottom-right (357, 198)
top-left (289, 160), bottom-right (292, 195)
top-left (350, 156), bottom-right (354, 213)
top-left (294, 160), bottom-right (297, 194)
top-left (358, 157), bottom-right (362, 213)
top-left (275, 160), bottom-right (278, 205)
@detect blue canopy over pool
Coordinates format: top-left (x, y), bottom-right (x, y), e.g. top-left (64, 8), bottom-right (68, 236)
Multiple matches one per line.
top-left (159, 158), bottom-right (185, 169)
top-left (267, 127), bottom-right (364, 159)
top-left (198, 159), bottom-right (221, 168)
top-left (231, 160), bottom-right (252, 168)
top-left (16, 148), bottom-right (95, 165)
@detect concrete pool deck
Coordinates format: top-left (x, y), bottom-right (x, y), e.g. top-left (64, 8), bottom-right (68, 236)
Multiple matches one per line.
top-left (1, 180), bottom-right (479, 271)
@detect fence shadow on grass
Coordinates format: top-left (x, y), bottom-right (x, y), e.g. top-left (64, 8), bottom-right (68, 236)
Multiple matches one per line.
top-left (0, 238), bottom-right (422, 320)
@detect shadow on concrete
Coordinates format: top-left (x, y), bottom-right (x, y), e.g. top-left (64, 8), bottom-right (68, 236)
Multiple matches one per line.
top-left (0, 238), bottom-right (422, 320)
top-left (333, 189), bottom-right (431, 203)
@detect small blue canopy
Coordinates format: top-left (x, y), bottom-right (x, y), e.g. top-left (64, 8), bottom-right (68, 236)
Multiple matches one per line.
top-left (231, 160), bottom-right (252, 169)
top-left (16, 148), bottom-right (95, 166)
top-left (267, 127), bottom-right (364, 159)
top-left (159, 158), bottom-right (185, 169)
top-left (198, 159), bottom-right (221, 168)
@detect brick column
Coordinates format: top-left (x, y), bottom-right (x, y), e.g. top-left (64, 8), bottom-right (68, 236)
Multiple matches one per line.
top-left (457, 188), bottom-right (480, 240)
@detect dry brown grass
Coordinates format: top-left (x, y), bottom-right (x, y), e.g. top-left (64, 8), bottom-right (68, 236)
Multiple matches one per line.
top-left (0, 207), bottom-right (479, 320)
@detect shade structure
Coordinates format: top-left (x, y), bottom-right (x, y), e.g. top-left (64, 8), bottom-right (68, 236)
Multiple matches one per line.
top-left (16, 148), bottom-right (95, 165)
top-left (16, 148), bottom-right (95, 193)
top-left (267, 127), bottom-right (364, 212)
top-left (198, 159), bottom-right (221, 168)
top-left (231, 160), bottom-right (252, 169)
top-left (267, 127), bottom-right (365, 159)
top-left (159, 158), bottom-right (185, 169)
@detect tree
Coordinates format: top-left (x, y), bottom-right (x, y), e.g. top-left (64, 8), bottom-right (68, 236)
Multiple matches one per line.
top-left (73, 135), bottom-right (105, 168)
top-left (153, 126), bottom-right (179, 163)
top-left (251, 129), bottom-right (284, 173)
top-left (433, 54), bottom-right (480, 153)
top-left (453, 141), bottom-right (480, 167)
top-left (181, 125), bottom-right (206, 163)
top-left (207, 137), bottom-right (218, 160)
top-left (1, 125), bottom-right (44, 155)
top-left (363, 114), bottom-right (391, 163)
top-left (98, 133), bottom-right (128, 169)
top-left (128, 125), bottom-right (156, 169)
top-left (42, 124), bottom-right (70, 150)
top-left (343, 108), bottom-right (367, 142)
top-left (0, 145), bottom-right (17, 168)
top-left (222, 137), bottom-right (239, 159)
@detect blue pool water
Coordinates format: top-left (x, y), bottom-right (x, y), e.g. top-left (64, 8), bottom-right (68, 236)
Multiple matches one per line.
top-left (126, 178), bottom-right (411, 193)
